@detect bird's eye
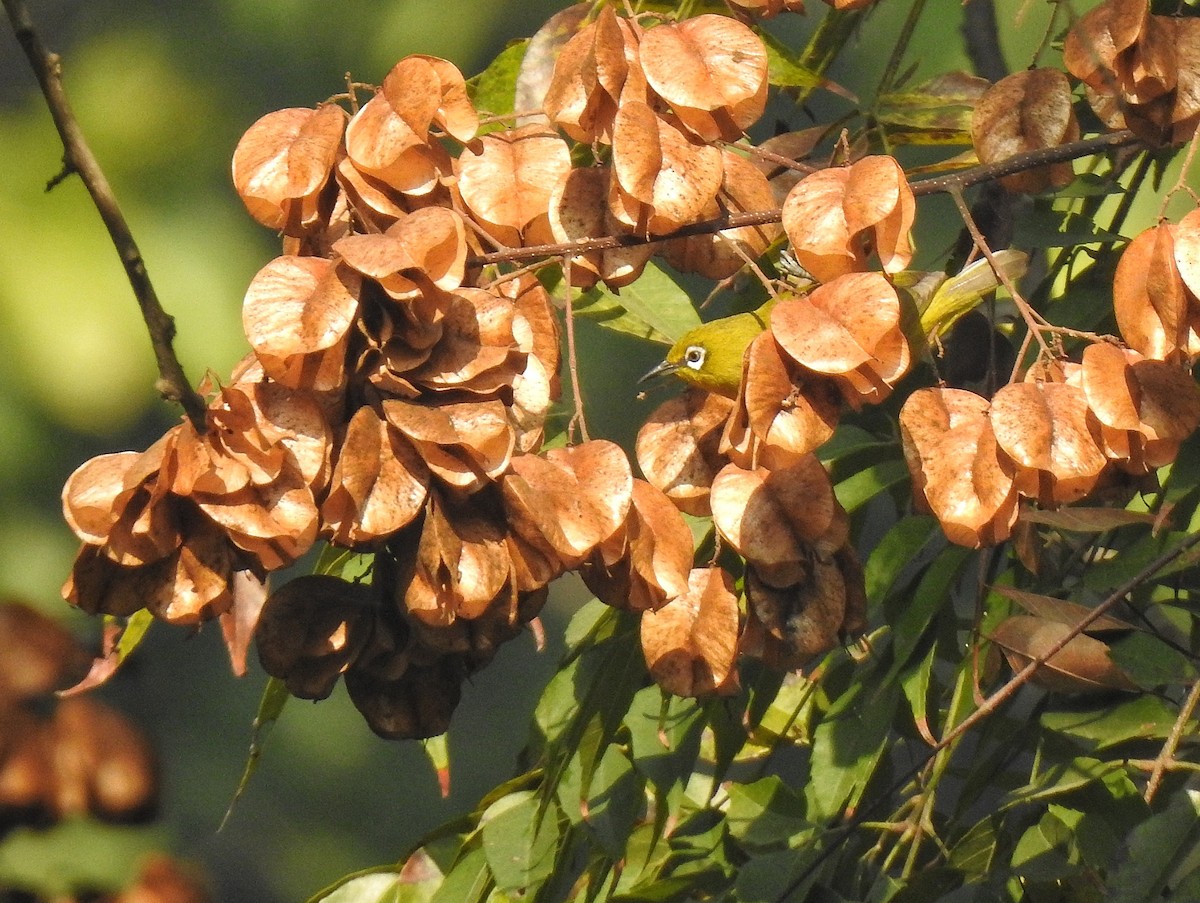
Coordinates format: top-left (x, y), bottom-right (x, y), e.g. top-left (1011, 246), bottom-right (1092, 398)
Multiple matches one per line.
top-left (683, 346), bottom-right (706, 369)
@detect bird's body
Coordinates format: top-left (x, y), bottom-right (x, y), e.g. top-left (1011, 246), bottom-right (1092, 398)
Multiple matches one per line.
top-left (640, 251), bottom-right (1028, 398)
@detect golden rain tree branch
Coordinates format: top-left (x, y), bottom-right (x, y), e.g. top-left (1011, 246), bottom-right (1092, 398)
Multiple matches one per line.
top-left (469, 129), bottom-right (1144, 269)
top-left (3, 0), bottom-right (208, 431)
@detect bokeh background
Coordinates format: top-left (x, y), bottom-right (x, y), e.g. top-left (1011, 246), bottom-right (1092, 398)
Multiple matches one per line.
top-left (0, 1), bottom-right (1148, 900)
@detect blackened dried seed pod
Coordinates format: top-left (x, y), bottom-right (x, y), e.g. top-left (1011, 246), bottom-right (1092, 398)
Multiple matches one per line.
top-left (255, 574), bottom-right (375, 700)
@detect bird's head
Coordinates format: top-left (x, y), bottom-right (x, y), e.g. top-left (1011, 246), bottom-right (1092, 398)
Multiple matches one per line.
top-left (639, 305), bottom-right (773, 398)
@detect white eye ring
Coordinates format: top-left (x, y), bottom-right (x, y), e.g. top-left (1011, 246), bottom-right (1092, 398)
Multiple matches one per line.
top-left (683, 346), bottom-right (706, 370)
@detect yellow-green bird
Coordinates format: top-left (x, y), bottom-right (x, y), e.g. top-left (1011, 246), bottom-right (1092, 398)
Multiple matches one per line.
top-left (640, 251), bottom-right (1028, 399)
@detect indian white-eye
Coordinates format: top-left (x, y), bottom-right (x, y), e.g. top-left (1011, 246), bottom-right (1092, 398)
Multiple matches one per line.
top-left (639, 251), bottom-right (1028, 399)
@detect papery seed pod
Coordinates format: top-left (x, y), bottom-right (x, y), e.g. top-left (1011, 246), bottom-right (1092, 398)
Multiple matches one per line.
top-left (345, 656), bottom-right (465, 740)
top-left (455, 125), bottom-right (572, 247)
top-left (971, 69), bottom-right (1079, 194)
top-left (255, 574), bottom-right (375, 700)
top-left (636, 389), bottom-right (734, 517)
top-left (781, 156), bottom-right (914, 283)
top-left (115, 854), bottom-right (212, 903)
top-left (51, 697), bottom-right (158, 822)
top-left (639, 15), bottom-right (769, 142)
top-left (640, 567), bottom-right (741, 697)
top-left (0, 709), bottom-right (55, 825)
top-left (744, 558), bottom-right (846, 666)
top-left (543, 6), bottom-right (644, 144)
top-left (579, 479), bottom-right (694, 613)
top-left (899, 387), bottom-right (1019, 547)
top-left (232, 105), bottom-right (346, 234)
top-left (0, 601), bottom-right (91, 703)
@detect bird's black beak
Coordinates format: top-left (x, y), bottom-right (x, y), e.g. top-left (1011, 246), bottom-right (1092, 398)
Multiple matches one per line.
top-left (639, 359), bottom-right (680, 384)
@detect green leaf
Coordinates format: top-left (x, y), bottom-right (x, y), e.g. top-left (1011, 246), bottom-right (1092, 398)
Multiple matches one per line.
top-left (834, 458), bottom-right (908, 513)
top-left (899, 639), bottom-right (937, 742)
top-left (532, 607), bottom-right (643, 817)
top-left (807, 677), bottom-right (900, 821)
top-left (1041, 695), bottom-right (1180, 750)
top-left (734, 847), bottom-right (822, 903)
top-left (429, 845), bottom-right (492, 903)
top-left (725, 776), bottom-right (811, 851)
top-left (221, 676), bottom-right (291, 830)
top-left (422, 734), bottom-right (451, 799)
top-left (762, 31), bottom-right (821, 90)
top-left (1106, 790), bottom-right (1200, 902)
top-left (1011, 809), bottom-right (1078, 881)
top-left (575, 261), bottom-right (701, 346)
top-left (313, 873), bottom-right (402, 903)
top-left (467, 40), bottom-right (527, 120)
top-left (887, 545), bottom-right (973, 674)
top-left (1108, 631), bottom-right (1199, 688)
top-left (480, 791), bottom-right (561, 893)
top-left (625, 689), bottom-right (704, 796)
top-left (0, 817), bottom-right (161, 897)
top-left (1003, 757), bottom-right (1126, 808)
top-left (580, 745), bottom-right (644, 858)
top-left (875, 71), bottom-right (988, 145)
top-left (948, 815), bottom-right (999, 878)
top-left (864, 516), bottom-right (940, 604)
top-left (816, 424), bottom-right (891, 463)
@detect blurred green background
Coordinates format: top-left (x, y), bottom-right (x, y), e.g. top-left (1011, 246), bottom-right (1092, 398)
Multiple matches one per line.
top-left (0, 0), bottom-right (1147, 900)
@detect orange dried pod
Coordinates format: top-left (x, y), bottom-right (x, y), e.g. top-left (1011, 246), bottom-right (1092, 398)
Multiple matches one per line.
top-left (455, 125), bottom-right (573, 247)
top-left (345, 657), bottom-right (464, 740)
top-left (333, 206), bottom-right (467, 300)
top-left (0, 602), bottom-right (91, 703)
top-left (381, 54), bottom-right (478, 145)
top-left (636, 389), bottom-right (734, 516)
top-left (639, 15), bottom-right (768, 142)
top-left (502, 440), bottom-right (633, 568)
top-left (770, 273), bottom-right (905, 378)
top-left (255, 574), bottom-right (373, 700)
top-left (988, 381), bottom-right (1108, 507)
top-left (322, 406), bottom-right (431, 547)
top-left (736, 331), bottom-right (841, 457)
top-left (640, 566), bottom-right (740, 697)
top-left (344, 94), bottom-right (450, 197)
top-left (744, 556), bottom-right (846, 667)
top-left (1062, 0), bottom-right (1148, 94)
top-left (971, 69), bottom-right (1079, 194)
top-left (1080, 343), bottom-right (1200, 473)
top-left (710, 453), bottom-right (839, 588)
top-left (660, 150), bottom-right (781, 280)
top-left (611, 101), bottom-right (724, 232)
top-left (383, 398), bottom-right (514, 492)
top-left (899, 387), bottom-right (1018, 547)
top-left (409, 288), bottom-right (524, 396)
top-left (242, 256), bottom-right (360, 392)
top-left (781, 156), bottom-right (915, 283)
top-left (231, 105), bottom-right (346, 234)
top-left (543, 6), bottom-right (641, 144)
top-left (1172, 208), bottom-right (1200, 314)
top-left (402, 496), bottom-right (514, 626)
top-left (51, 696), bottom-right (157, 821)
top-left (548, 166), bottom-right (652, 288)
top-left (1113, 222), bottom-right (1196, 362)
top-left (580, 479), bottom-right (694, 613)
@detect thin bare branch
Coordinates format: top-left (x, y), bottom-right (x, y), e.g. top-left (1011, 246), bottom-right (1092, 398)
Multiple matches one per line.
top-left (3, 0), bottom-right (207, 431)
top-left (469, 130), bottom-right (1144, 269)
top-left (1145, 676), bottom-right (1200, 804)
